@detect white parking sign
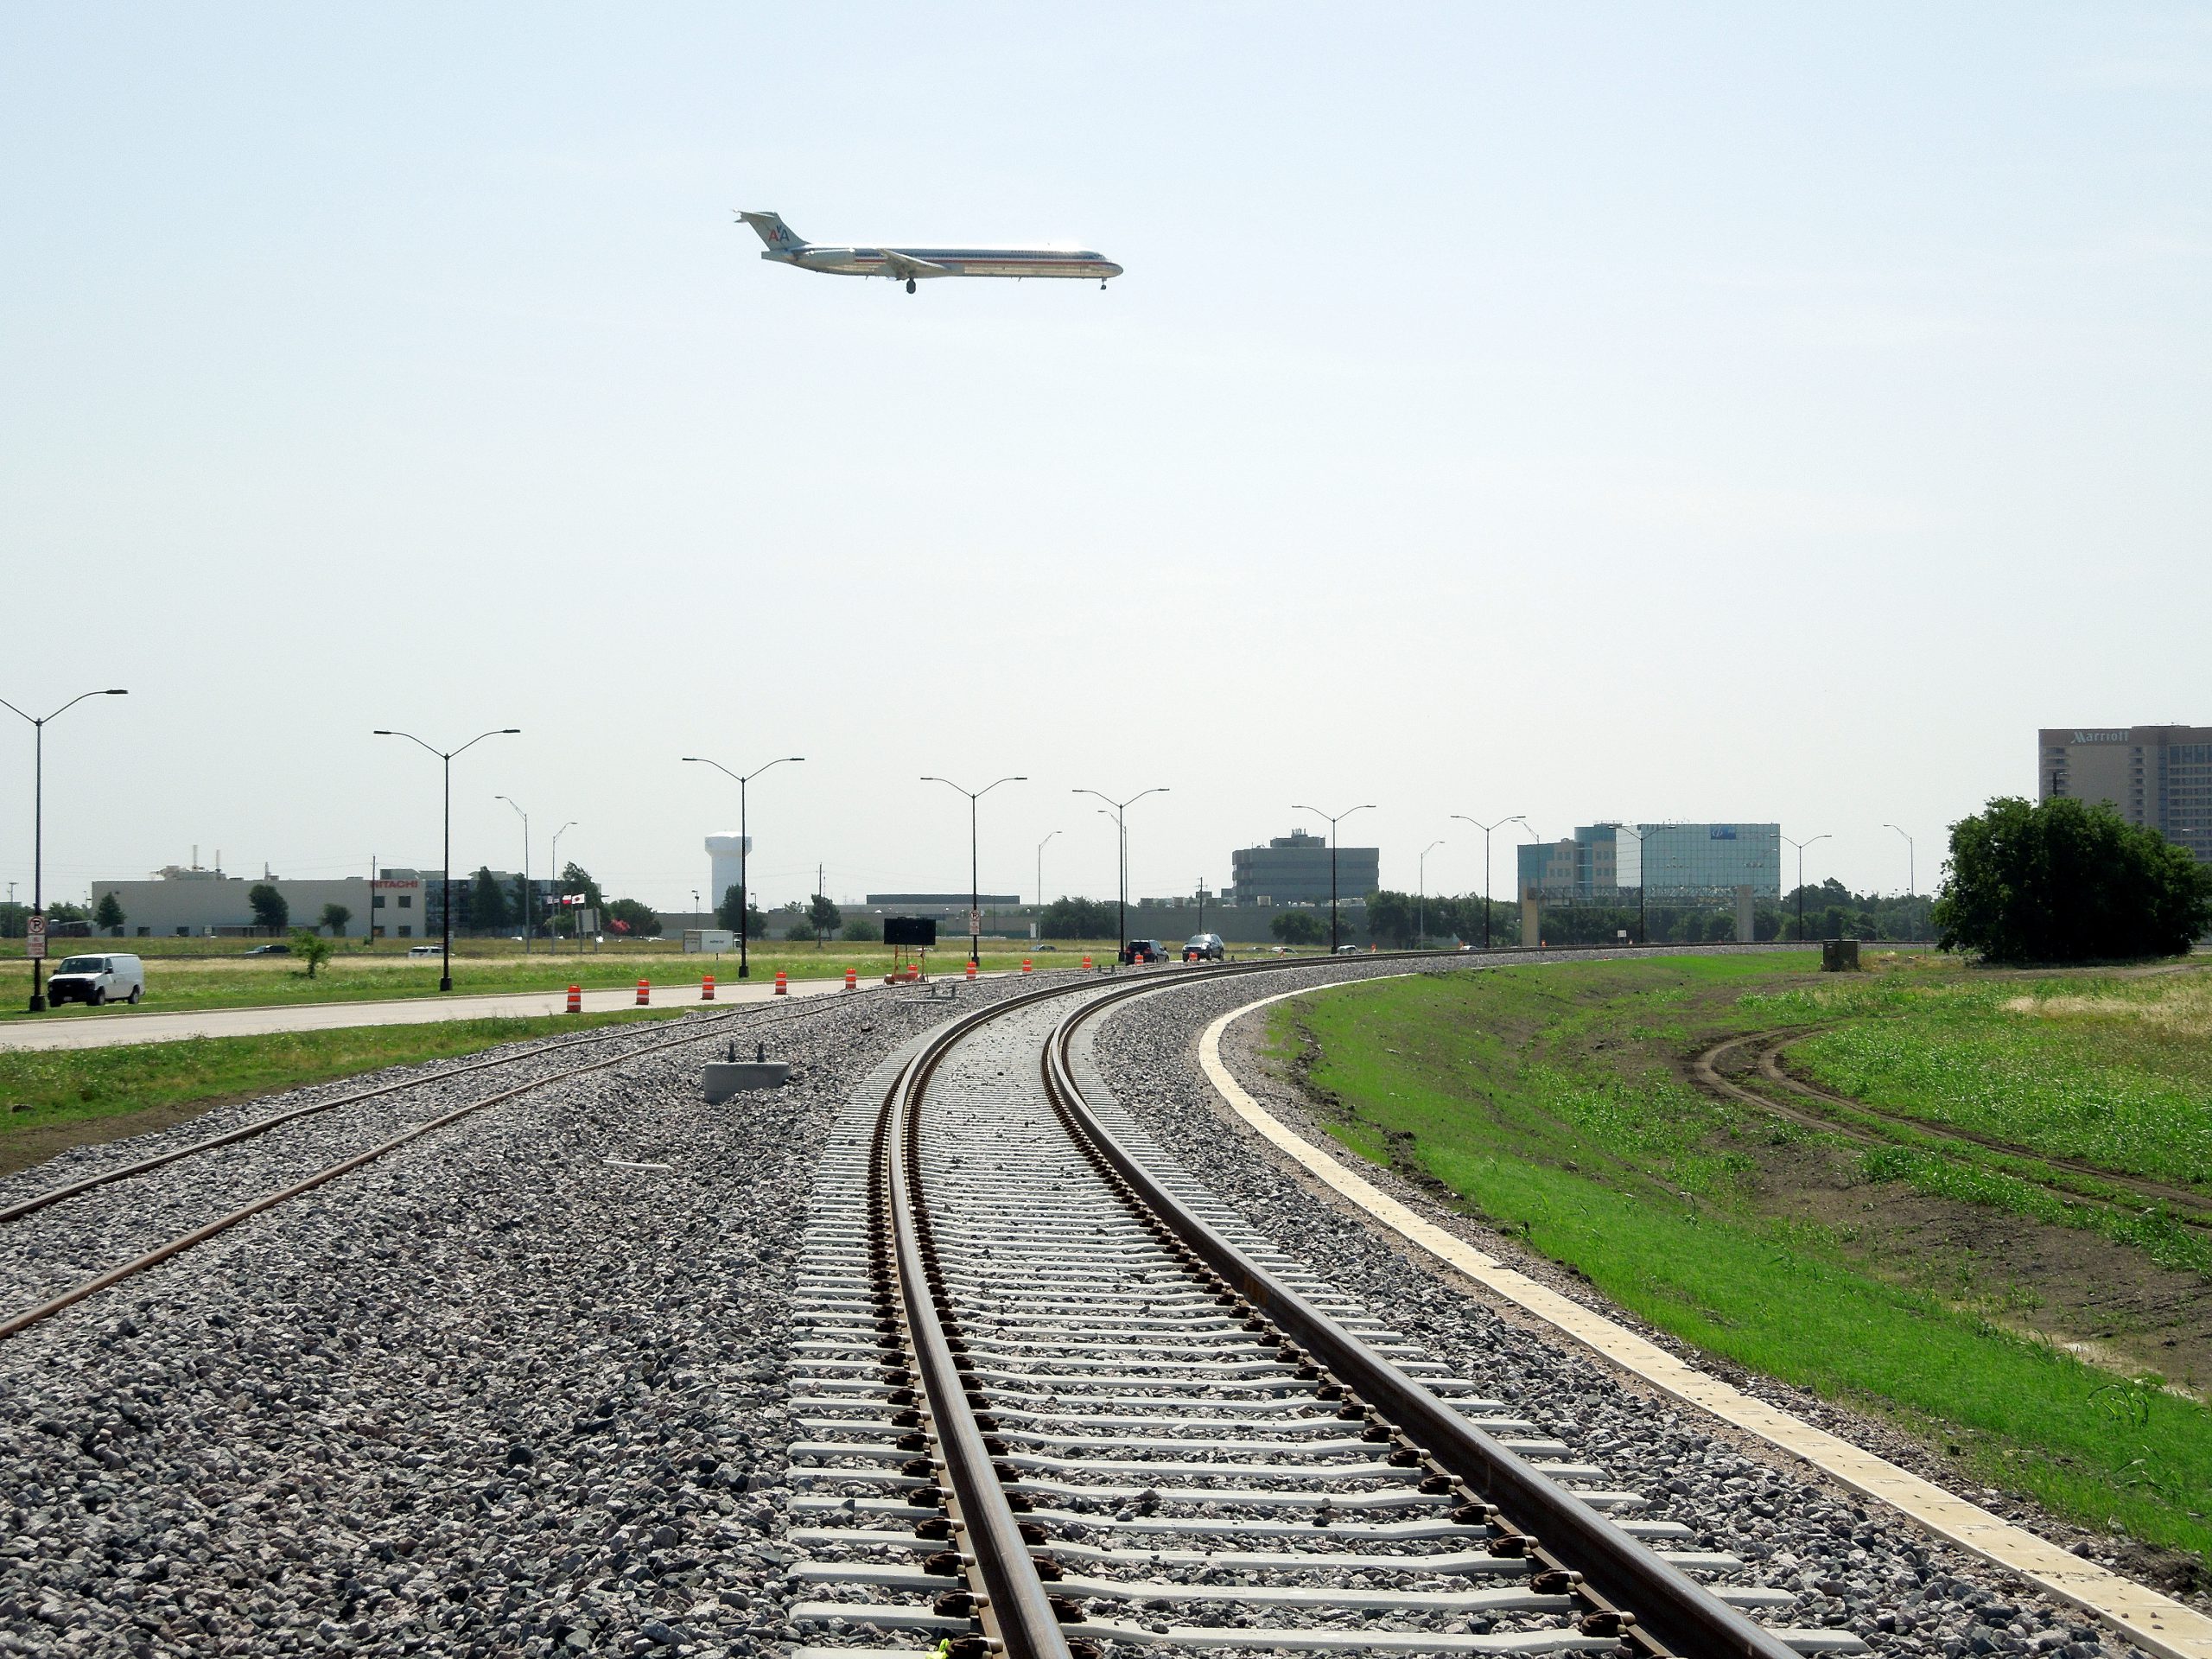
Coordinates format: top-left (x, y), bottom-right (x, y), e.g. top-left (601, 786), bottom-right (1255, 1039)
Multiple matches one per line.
top-left (25, 913), bottom-right (47, 960)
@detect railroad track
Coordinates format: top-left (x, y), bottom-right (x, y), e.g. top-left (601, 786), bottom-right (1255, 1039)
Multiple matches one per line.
top-left (0, 982), bottom-right (931, 1343)
top-left (785, 962), bottom-right (1859, 1659)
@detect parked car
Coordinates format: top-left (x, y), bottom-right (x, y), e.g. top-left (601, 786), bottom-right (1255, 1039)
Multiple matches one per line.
top-left (244, 943), bottom-right (290, 957)
top-left (45, 953), bottom-right (145, 1007)
top-left (1182, 933), bottom-right (1226, 962)
top-left (406, 944), bottom-right (442, 957)
top-left (1333, 943), bottom-right (1363, 955)
top-left (1122, 938), bottom-right (1164, 964)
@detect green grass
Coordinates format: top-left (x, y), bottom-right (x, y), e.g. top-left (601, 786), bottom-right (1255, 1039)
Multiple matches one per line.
top-left (1275, 960), bottom-right (2212, 1564)
top-left (0, 1008), bottom-right (684, 1143)
top-left (0, 938), bottom-right (1158, 1021)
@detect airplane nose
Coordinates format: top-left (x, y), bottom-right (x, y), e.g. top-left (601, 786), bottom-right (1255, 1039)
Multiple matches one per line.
top-left (1103, 263), bottom-right (1124, 278)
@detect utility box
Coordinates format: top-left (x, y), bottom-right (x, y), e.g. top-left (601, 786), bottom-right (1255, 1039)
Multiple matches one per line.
top-left (683, 929), bottom-right (736, 954)
top-left (704, 1060), bottom-right (790, 1102)
top-left (1821, 939), bottom-right (1861, 972)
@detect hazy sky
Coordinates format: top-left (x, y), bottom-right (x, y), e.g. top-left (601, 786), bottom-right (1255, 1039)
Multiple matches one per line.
top-left (6, 5), bottom-right (2208, 914)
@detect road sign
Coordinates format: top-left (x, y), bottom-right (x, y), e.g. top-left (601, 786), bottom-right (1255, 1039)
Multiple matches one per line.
top-left (969, 908), bottom-right (982, 935)
top-left (25, 913), bottom-right (46, 960)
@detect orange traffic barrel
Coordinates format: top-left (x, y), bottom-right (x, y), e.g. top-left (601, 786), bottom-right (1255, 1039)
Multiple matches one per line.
top-left (702, 973), bottom-right (715, 1001)
top-left (1022, 957), bottom-right (1033, 975)
top-left (565, 984), bottom-right (582, 1014)
top-left (965, 960), bottom-right (978, 982)
top-left (635, 979), bottom-right (650, 1006)
top-left (844, 966), bottom-right (858, 991)
top-left (1081, 955), bottom-right (1092, 970)
top-left (773, 969), bottom-right (788, 996)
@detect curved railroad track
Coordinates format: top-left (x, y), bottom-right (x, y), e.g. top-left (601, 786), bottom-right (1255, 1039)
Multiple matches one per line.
top-left (786, 961), bottom-right (1848, 1659)
top-left (0, 980), bottom-right (930, 1342)
top-left (1692, 1031), bottom-right (2212, 1226)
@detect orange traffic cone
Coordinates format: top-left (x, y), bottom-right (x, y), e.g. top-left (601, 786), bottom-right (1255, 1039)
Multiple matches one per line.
top-left (844, 966), bottom-right (858, 991)
top-left (965, 960), bottom-right (978, 982)
top-left (565, 984), bottom-right (582, 1014)
top-left (1081, 955), bottom-right (1092, 970)
top-left (635, 979), bottom-right (650, 1006)
top-left (702, 973), bottom-right (715, 1001)
top-left (1022, 957), bottom-right (1033, 975)
top-left (773, 969), bottom-right (788, 996)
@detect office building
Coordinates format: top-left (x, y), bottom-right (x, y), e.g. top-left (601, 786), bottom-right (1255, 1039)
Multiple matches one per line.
top-left (91, 863), bottom-right (426, 938)
top-left (2039, 726), bottom-right (2212, 864)
top-left (1518, 823), bottom-right (1780, 901)
top-left (1229, 830), bottom-right (1381, 906)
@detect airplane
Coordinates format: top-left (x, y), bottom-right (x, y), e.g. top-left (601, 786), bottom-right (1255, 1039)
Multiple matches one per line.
top-left (736, 210), bottom-right (1123, 293)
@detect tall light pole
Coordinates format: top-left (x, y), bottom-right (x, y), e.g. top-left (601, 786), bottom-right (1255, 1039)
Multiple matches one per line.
top-left (923, 775), bottom-right (1026, 966)
top-left (1882, 823), bottom-right (1915, 899)
top-left (1290, 802), bottom-right (1376, 954)
top-left (1614, 823), bottom-right (1649, 944)
top-left (1782, 832), bottom-right (1833, 944)
top-left (1073, 786), bottom-right (1168, 963)
top-left (1418, 839), bottom-right (1445, 947)
top-left (1035, 830), bottom-right (1060, 911)
top-left (1449, 815), bottom-right (1527, 953)
top-left (3, 687), bottom-right (128, 1011)
top-left (683, 755), bottom-right (804, 978)
top-left (496, 795), bottom-right (531, 954)
top-left (550, 821), bottom-right (576, 948)
top-left (374, 727), bottom-right (519, 992)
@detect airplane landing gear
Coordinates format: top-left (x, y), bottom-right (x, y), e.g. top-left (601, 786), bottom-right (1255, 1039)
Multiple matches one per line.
top-left (906, 277), bottom-right (916, 294)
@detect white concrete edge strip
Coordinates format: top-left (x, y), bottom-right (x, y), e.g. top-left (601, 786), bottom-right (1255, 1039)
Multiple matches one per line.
top-left (1195, 980), bottom-right (2212, 1659)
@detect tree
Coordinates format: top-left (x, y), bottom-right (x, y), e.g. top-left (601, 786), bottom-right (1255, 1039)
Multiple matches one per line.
top-left (1039, 896), bottom-right (1117, 940)
top-left (1270, 909), bottom-right (1325, 946)
top-left (558, 861), bottom-right (604, 910)
top-left (289, 926), bottom-right (334, 978)
top-left (248, 883), bottom-right (289, 933)
top-left (606, 898), bottom-right (661, 937)
top-left (320, 902), bottom-right (353, 938)
top-left (778, 904), bottom-right (812, 942)
top-left (807, 894), bottom-right (842, 947)
top-left (1935, 797), bottom-right (2212, 963)
top-left (93, 893), bottom-right (126, 935)
top-left (1364, 889), bottom-right (1418, 949)
top-left (470, 867), bottom-right (510, 932)
top-left (716, 883), bottom-right (768, 938)
top-left (842, 914), bottom-right (881, 943)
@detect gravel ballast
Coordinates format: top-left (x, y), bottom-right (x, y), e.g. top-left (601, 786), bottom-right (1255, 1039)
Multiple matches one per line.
top-left (1075, 959), bottom-right (2168, 1659)
top-left (0, 975), bottom-right (1046, 1659)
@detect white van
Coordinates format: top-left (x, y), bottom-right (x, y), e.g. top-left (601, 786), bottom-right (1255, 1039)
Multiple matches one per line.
top-left (46, 953), bottom-right (146, 1007)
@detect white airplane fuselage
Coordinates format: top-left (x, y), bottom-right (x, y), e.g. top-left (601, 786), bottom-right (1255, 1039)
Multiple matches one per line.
top-left (737, 211), bottom-right (1122, 289)
top-left (770, 245), bottom-right (1122, 282)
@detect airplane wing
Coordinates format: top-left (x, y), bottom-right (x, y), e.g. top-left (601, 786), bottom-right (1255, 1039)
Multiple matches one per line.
top-left (880, 249), bottom-right (951, 281)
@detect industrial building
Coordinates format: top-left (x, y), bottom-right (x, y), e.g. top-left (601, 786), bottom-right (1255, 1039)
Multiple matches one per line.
top-left (2038, 726), bottom-right (2212, 864)
top-left (90, 864), bottom-right (429, 938)
top-left (1229, 830), bottom-right (1381, 906)
top-left (1518, 823), bottom-right (1781, 902)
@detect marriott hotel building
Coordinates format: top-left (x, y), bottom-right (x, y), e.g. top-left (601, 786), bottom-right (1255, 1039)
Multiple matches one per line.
top-left (2038, 726), bottom-right (2212, 864)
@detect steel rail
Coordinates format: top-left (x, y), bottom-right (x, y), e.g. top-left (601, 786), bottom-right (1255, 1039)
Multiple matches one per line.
top-left (0, 989), bottom-right (901, 1344)
top-left (1038, 973), bottom-right (1805, 1659)
top-left (0, 983), bottom-right (911, 1228)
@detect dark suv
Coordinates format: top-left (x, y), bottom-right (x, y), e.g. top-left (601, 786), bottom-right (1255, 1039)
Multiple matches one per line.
top-left (1122, 939), bottom-right (1164, 964)
top-left (1182, 933), bottom-right (1226, 962)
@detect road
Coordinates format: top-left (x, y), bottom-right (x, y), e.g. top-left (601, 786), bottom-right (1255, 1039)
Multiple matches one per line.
top-left (0, 972), bottom-right (875, 1052)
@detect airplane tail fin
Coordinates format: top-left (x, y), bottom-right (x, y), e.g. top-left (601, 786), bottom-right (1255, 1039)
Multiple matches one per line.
top-left (737, 210), bottom-right (808, 252)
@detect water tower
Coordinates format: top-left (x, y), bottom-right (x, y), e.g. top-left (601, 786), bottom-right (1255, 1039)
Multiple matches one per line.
top-left (706, 832), bottom-right (751, 913)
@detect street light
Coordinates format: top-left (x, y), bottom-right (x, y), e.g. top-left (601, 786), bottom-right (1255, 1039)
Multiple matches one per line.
top-left (1072, 787), bottom-right (1168, 963)
top-left (1613, 823), bottom-right (1649, 945)
top-left (922, 775), bottom-right (1026, 965)
top-left (550, 821), bottom-right (577, 949)
top-left (1418, 839), bottom-right (1445, 947)
top-left (1882, 823), bottom-right (1916, 899)
top-left (1035, 830), bottom-right (1060, 913)
top-left (374, 727), bottom-right (519, 991)
top-left (2, 687), bottom-right (127, 1011)
top-left (496, 795), bottom-right (531, 955)
top-left (1289, 802), bottom-right (1376, 954)
top-left (1782, 832), bottom-right (1833, 944)
top-left (1449, 815), bottom-right (1528, 952)
top-left (683, 755), bottom-right (804, 978)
